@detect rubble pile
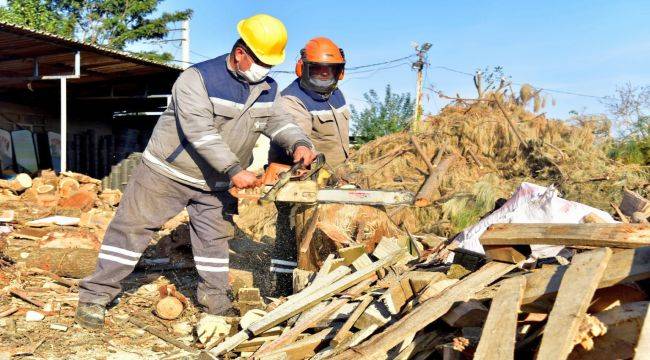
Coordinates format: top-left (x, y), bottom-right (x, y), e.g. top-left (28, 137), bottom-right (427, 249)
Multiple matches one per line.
top-left (202, 223), bottom-right (650, 360)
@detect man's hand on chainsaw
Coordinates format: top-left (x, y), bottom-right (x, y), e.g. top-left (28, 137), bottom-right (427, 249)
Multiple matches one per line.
top-left (231, 170), bottom-right (259, 189)
top-left (293, 146), bottom-right (317, 167)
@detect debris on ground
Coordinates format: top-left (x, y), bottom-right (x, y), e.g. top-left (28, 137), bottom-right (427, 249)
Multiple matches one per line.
top-left (1, 98), bottom-right (649, 358)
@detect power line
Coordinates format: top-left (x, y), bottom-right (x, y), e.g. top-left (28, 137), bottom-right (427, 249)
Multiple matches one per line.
top-left (430, 65), bottom-right (607, 100)
top-left (270, 54), bottom-right (417, 76)
top-left (346, 55), bottom-right (416, 71)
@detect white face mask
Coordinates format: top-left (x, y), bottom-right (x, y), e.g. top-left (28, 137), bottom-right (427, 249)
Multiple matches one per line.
top-left (238, 61), bottom-right (270, 83)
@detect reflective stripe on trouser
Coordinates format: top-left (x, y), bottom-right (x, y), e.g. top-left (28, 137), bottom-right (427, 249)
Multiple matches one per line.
top-left (78, 162), bottom-right (236, 314)
top-left (271, 202), bottom-right (297, 274)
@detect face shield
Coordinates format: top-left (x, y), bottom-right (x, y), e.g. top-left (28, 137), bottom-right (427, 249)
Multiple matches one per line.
top-left (300, 62), bottom-right (345, 94)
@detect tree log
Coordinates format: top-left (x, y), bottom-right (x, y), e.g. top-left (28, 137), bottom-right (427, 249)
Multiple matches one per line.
top-left (414, 153), bottom-right (458, 207)
top-left (0, 173), bottom-right (32, 193)
top-left (25, 248), bottom-right (98, 278)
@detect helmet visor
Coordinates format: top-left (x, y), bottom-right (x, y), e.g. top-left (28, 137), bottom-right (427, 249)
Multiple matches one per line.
top-left (303, 62), bottom-right (344, 93)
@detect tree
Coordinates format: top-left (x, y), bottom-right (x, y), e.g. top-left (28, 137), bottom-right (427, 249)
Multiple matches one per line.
top-left (602, 83), bottom-right (650, 165)
top-left (351, 85), bottom-right (415, 143)
top-left (0, 0), bottom-right (75, 36)
top-left (0, 0), bottom-right (192, 62)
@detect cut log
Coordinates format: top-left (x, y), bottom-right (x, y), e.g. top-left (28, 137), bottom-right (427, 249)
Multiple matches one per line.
top-left (25, 248), bottom-right (98, 278)
top-left (537, 248), bottom-right (613, 360)
top-left (0, 173), bottom-right (32, 193)
top-left (414, 153), bottom-right (458, 207)
top-left (156, 296), bottom-right (184, 320)
top-left (480, 223), bottom-right (650, 248)
top-left (332, 261), bottom-right (515, 359)
top-left (58, 190), bottom-right (97, 212)
top-left (61, 171), bottom-right (102, 185)
top-left (474, 276), bottom-right (526, 360)
top-left (58, 177), bottom-right (80, 198)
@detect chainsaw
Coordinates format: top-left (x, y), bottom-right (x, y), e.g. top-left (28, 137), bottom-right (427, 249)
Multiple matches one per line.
top-left (229, 154), bottom-right (414, 206)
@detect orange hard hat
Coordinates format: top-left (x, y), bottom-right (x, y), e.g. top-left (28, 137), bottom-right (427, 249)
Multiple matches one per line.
top-left (295, 37), bottom-right (346, 94)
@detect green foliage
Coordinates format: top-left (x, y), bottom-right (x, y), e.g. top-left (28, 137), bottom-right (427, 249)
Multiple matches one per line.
top-left (0, 0), bottom-right (75, 36)
top-left (351, 85), bottom-right (415, 143)
top-left (608, 116), bottom-right (650, 165)
top-left (0, 0), bottom-right (191, 62)
top-left (442, 174), bottom-right (498, 233)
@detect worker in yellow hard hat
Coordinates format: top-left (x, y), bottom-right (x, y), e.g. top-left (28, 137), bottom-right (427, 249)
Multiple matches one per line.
top-left (76, 14), bottom-right (317, 329)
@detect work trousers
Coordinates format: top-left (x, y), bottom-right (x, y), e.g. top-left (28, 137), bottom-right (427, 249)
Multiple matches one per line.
top-left (78, 162), bottom-right (237, 314)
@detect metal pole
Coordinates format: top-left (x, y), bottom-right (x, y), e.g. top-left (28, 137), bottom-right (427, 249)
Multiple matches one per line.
top-left (181, 19), bottom-right (190, 69)
top-left (60, 77), bottom-right (67, 172)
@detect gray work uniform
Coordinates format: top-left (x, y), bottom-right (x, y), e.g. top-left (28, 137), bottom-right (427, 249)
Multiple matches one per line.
top-left (78, 54), bottom-right (312, 313)
top-left (268, 80), bottom-right (350, 293)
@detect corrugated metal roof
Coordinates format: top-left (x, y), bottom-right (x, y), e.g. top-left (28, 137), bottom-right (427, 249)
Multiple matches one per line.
top-left (0, 20), bottom-right (183, 89)
top-left (0, 20), bottom-right (182, 69)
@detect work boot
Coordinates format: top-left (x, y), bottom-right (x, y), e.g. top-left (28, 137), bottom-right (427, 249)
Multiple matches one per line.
top-left (271, 272), bottom-right (293, 298)
top-left (75, 302), bottom-right (106, 329)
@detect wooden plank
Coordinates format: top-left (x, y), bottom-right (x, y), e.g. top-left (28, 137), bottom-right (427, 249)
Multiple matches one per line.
top-left (338, 245), bottom-right (366, 265)
top-left (260, 328), bottom-right (334, 360)
top-left (474, 247), bottom-right (650, 309)
top-left (441, 300), bottom-right (488, 327)
top-left (208, 252), bottom-right (402, 357)
top-left (311, 254), bottom-right (335, 285)
top-left (634, 303), bottom-right (650, 360)
top-left (480, 223), bottom-right (650, 248)
top-left (537, 248), bottom-right (612, 360)
top-left (381, 277), bottom-right (415, 314)
top-left (474, 276), bottom-right (526, 360)
top-left (331, 261), bottom-right (515, 359)
top-left (483, 245), bottom-right (528, 263)
top-left (406, 271), bottom-right (447, 294)
top-left (255, 277), bottom-right (374, 356)
top-left (331, 294), bottom-right (374, 346)
top-left (570, 301), bottom-right (648, 359)
top-left (351, 253), bottom-right (373, 271)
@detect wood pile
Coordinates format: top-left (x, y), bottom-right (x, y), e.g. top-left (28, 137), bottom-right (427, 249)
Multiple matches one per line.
top-left (198, 223), bottom-right (650, 360)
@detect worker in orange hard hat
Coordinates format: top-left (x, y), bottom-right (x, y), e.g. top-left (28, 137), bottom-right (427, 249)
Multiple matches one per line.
top-left (268, 37), bottom-right (351, 296)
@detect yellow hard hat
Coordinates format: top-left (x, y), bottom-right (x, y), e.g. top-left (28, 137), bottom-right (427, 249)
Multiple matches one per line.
top-left (237, 14), bottom-right (287, 66)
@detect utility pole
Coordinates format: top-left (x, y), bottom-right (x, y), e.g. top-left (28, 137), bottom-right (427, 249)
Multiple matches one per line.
top-left (181, 19), bottom-right (190, 69)
top-left (411, 42), bottom-right (431, 133)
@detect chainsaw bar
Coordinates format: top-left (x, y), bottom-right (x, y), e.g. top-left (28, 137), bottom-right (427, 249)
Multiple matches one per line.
top-left (316, 189), bottom-right (414, 206)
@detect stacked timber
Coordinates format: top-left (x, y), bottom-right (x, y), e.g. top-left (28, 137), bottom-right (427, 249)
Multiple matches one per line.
top-left (200, 223), bottom-right (650, 360)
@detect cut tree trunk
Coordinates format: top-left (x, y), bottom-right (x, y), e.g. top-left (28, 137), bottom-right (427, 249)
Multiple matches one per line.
top-left (0, 173), bottom-right (32, 193)
top-left (414, 153), bottom-right (458, 207)
top-left (25, 248), bottom-right (98, 278)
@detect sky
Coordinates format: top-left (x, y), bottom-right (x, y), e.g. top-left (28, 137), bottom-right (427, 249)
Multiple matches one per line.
top-left (3, 0), bottom-right (650, 120)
